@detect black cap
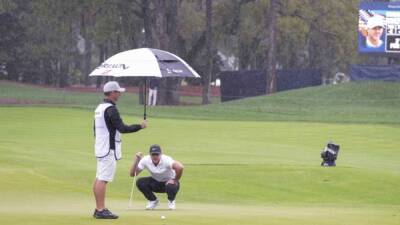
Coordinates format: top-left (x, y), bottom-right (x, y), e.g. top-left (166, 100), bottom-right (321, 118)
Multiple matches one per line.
top-left (149, 144), bottom-right (162, 155)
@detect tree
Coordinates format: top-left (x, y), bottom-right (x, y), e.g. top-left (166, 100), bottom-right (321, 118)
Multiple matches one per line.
top-left (153, 0), bottom-right (169, 105)
top-left (152, 0), bottom-right (182, 105)
top-left (79, 1), bottom-right (96, 86)
top-left (0, 0), bottom-right (371, 92)
top-left (140, 0), bottom-right (153, 47)
top-left (264, 0), bottom-right (279, 94)
top-left (165, 0), bottom-right (181, 105)
top-left (202, 0), bottom-right (213, 104)
top-left (0, 12), bottom-right (25, 81)
top-left (21, 0), bottom-right (81, 87)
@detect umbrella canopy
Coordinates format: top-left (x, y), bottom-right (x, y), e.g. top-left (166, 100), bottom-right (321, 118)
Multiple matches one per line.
top-left (89, 48), bottom-right (201, 120)
top-left (89, 48), bottom-right (200, 78)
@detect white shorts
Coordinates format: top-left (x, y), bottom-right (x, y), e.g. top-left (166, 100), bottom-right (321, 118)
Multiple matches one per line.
top-left (96, 150), bottom-right (117, 182)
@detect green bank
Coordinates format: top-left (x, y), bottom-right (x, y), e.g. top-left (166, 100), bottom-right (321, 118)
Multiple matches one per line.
top-left (0, 81), bottom-right (399, 224)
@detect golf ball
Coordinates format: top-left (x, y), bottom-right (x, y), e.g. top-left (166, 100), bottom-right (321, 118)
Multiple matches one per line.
top-left (161, 215), bottom-right (166, 220)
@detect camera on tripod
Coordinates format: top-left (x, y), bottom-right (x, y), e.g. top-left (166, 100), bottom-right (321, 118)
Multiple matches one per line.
top-left (321, 142), bottom-right (340, 167)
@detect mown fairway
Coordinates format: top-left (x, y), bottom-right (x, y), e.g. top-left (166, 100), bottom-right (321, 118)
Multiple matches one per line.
top-left (0, 81), bottom-right (399, 225)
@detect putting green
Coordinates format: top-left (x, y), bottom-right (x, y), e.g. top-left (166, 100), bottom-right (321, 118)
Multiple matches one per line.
top-left (1, 197), bottom-right (399, 225)
top-left (0, 107), bottom-right (399, 225)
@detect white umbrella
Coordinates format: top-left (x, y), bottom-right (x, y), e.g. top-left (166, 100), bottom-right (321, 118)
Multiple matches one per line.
top-left (89, 48), bottom-right (201, 118)
top-left (89, 48), bottom-right (200, 78)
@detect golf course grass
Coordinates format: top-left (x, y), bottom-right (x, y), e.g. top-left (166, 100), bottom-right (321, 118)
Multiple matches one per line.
top-left (0, 81), bottom-right (399, 225)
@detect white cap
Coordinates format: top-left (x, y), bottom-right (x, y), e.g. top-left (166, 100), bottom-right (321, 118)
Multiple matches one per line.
top-left (103, 81), bottom-right (126, 93)
top-left (367, 16), bottom-right (384, 29)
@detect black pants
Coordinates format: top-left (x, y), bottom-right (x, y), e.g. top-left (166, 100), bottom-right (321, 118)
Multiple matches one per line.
top-left (136, 177), bottom-right (180, 201)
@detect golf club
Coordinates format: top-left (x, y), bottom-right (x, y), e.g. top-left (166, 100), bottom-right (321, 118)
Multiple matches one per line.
top-left (126, 172), bottom-right (137, 210)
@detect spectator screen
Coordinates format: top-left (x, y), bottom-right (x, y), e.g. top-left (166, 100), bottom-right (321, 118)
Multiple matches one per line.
top-left (359, 1), bottom-right (400, 54)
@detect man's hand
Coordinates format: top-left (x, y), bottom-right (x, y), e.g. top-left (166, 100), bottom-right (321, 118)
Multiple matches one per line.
top-left (130, 152), bottom-right (143, 177)
top-left (141, 120), bottom-right (147, 129)
top-left (166, 179), bottom-right (177, 185)
top-left (135, 152), bottom-right (143, 161)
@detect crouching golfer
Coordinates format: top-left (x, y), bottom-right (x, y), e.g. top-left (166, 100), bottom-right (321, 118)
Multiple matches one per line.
top-left (130, 145), bottom-right (184, 210)
top-left (93, 81), bottom-right (147, 219)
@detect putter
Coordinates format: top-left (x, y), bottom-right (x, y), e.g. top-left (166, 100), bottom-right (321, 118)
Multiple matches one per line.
top-left (126, 172), bottom-right (137, 210)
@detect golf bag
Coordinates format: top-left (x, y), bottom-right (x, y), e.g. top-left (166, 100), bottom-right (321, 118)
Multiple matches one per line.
top-left (320, 142), bottom-right (340, 167)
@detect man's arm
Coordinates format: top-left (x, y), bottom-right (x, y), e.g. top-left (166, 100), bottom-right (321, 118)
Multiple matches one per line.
top-left (172, 160), bottom-right (184, 181)
top-left (106, 106), bottom-right (147, 133)
top-left (129, 152), bottom-right (143, 177)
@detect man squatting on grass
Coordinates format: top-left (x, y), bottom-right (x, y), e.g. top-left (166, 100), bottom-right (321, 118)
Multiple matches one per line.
top-left (130, 144), bottom-right (184, 210)
top-left (93, 81), bottom-right (147, 219)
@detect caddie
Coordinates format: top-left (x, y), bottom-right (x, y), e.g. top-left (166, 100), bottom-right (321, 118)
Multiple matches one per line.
top-left (92, 81), bottom-right (147, 219)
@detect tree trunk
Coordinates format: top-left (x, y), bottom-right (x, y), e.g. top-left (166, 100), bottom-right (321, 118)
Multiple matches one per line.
top-left (168, 0), bottom-right (178, 54)
top-left (58, 59), bottom-right (69, 88)
top-left (154, 0), bottom-right (169, 105)
top-left (154, 0), bottom-right (168, 50)
top-left (96, 44), bottom-right (104, 89)
top-left (265, 0), bottom-right (279, 94)
top-left (104, 40), bottom-right (111, 82)
top-left (139, 83), bottom-right (145, 105)
top-left (84, 38), bottom-right (92, 86)
top-left (166, 0), bottom-right (180, 105)
top-left (202, 0), bottom-right (213, 105)
top-left (137, 0), bottom-right (153, 104)
top-left (81, 12), bottom-right (92, 86)
top-left (142, 0), bottom-right (153, 47)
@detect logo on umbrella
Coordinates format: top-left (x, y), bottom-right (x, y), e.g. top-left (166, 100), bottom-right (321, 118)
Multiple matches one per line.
top-left (98, 63), bottom-right (130, 70)
top-left (101, 70), bottom-right (112, 75)
top-left (173, 69), bottom-right (183, 73)
top-left (166, 68), bottom-right (183, 74)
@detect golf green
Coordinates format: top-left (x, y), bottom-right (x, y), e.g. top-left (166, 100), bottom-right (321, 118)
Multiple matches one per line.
top-left (0, 106), bottom-right (399, 225)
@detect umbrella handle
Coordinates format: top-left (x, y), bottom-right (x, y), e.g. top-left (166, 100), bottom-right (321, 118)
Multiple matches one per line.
top-left (144, 78), bottom-right (147, 120)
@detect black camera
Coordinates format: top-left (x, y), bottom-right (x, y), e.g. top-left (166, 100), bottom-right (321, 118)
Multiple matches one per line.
top-left (321, 142), bottom-right (340, 167)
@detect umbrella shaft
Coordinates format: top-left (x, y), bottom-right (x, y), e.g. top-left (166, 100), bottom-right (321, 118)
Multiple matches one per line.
top-left (144, 79), bottom-right (147, 120)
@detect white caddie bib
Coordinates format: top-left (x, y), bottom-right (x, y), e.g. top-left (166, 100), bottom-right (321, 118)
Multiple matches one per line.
top-left (94, 103), bottom-right (122, 160)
